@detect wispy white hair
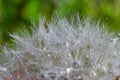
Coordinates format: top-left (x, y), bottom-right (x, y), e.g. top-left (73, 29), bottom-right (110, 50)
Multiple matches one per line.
top-left (0, 16), bottom-right (120, 80)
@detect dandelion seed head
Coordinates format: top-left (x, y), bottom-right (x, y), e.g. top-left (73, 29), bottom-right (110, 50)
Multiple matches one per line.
top-left (0, 16), bottom-right (120, 80)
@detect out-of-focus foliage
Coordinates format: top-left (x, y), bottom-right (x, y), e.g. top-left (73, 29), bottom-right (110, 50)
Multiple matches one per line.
top-left (0, 0), bottom-right (120, 44)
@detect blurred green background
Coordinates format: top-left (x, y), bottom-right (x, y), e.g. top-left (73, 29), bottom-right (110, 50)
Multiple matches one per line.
top-left (0, 0), bottom-right (120, 45)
